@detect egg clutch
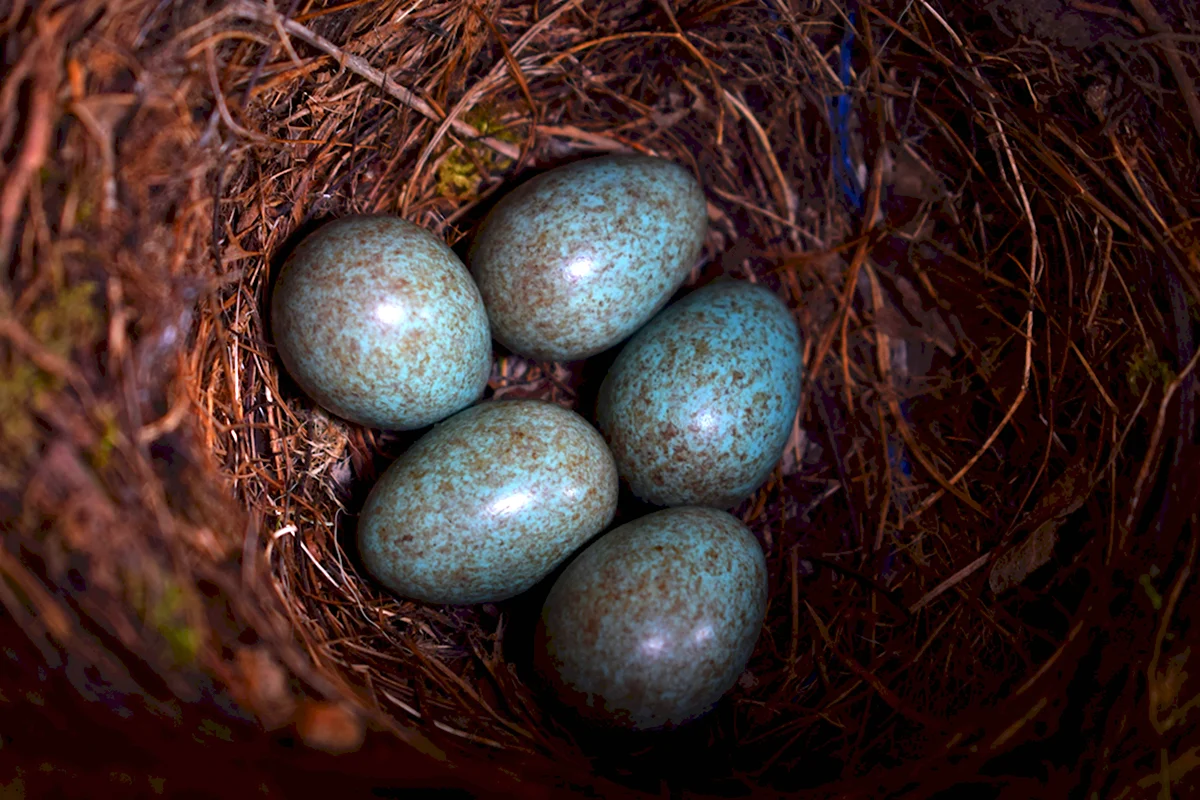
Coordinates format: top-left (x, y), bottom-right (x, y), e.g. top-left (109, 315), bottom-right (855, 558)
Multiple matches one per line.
top-left (270, 155), bottom-right (804, 731)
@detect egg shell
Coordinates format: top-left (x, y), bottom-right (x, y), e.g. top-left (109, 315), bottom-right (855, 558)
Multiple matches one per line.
top-left (596, 279), bottom-right (803, 508)
top-left (468, 155), bottom-right (708, 362)
top-left (538, 506), bottom-right (768, 730)
top-left (271, 215), bottom-right (491, 430)
top-left (357, 399), bottom-right (619, 605)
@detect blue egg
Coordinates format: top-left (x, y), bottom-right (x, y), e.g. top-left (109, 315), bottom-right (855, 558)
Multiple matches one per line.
top-left (271, 215), bottom-right (491, 430)
top-left (357, 399), bottom-right (619, 605)
top-left (596, 279), bottom-right (803, 508)
top-left (538, 506), bottom-right (768, 730)
top-left (468, 155), bottom-right (707, 362)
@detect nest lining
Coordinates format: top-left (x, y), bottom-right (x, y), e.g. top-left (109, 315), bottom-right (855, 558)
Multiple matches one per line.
top-left (4, 0), bottom-right (1200, 796)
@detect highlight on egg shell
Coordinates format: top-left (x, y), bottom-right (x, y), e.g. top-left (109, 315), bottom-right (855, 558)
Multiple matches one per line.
top-left (596, 279), bottom-right (803, 509)
top-left (467, 154), bottom-right (708, 363)
top-left (537, 506), bottom-right (768, 731)
top-left (271, 214), bottom-right (492, 431)
top-left (357, 399), bottom-right (619, 605)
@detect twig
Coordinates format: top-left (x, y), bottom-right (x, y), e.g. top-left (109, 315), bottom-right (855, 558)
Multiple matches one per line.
top-left (1149, 531), bottom-right (1197, 733)
top-left (399, 0), bottom-right (583, 212)
top-left (227, 1), bottom-right (521, 161)
top-left (205, 44), bottom-right (271, 143)
top-left (1128, 0), bottom-right (1200, 142)
top-left (909, 552), bottom-right (992, 614)
top-left (989, 697), bottom-right (1048, 750)
top-left (806, 602), bottom-right (942, 730)
top-left (1067, 0), bottom-right (1145, 32)
top-left (533, 124), bottom-right (636, 152)
top-left (0, 318), bottom-right (85, 385)
top-left (0, 50), bottom-right (55, 270)
top-left (1069, 340), bottom-right (1118, 413)
top-left (723, 88), bottom-right (796, 224)
top-left (656, 0), bottom-right (727, 145)
top-left (1121, 344), bottom-right (1200, 550)
top-left (0, 317), bottom-right (101, 416)
top-left (1085, 221), bottom-right (1114, 330)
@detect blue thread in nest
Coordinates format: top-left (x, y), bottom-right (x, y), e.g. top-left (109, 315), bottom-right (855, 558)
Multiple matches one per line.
top-left (832, 3), bottom-right (863, 213)
top-left (829, 3), bottom-right (911, 578)
top-left (762, 0), bottom-right (793, 42)
top-left (762, 0), bottom-right (907, 695)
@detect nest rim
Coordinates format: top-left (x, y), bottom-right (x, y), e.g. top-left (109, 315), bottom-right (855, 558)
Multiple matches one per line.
top-left (5, 0), bottom-right (1200, 796)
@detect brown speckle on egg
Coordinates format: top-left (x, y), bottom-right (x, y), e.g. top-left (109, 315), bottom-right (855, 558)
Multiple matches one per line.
top-left (538, 506), bottom-right (768, 730)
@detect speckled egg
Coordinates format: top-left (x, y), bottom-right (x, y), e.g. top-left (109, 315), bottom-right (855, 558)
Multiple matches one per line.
top-left (357, 399), bottom-right (619, 605)
top-left (467, 155), bottom-right (708, 362)
top-left (538, 506), bottom-right (767, 730)
top-left (596, 279), bottom-right (803, 508)
top-left (271, 215), bottom-right (491, 430)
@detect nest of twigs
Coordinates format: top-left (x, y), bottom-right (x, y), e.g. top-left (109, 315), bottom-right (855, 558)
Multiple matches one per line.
top-left (4, 0), bottom-right (1200, 796)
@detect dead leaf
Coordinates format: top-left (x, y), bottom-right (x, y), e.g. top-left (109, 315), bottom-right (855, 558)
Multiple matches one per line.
top-left (1029, 456), bottom-right (1092, 520)
top-left (650, 107), bottom-right (690, 130)
top-left (874, 302), bottom-right (923, 342)
top-left (989, 458), bottom-right (1093, 593)
top-left (1152, 646), bottom-right (1191, 724)
top-left (989, 517), bottom-right (1062, 594)
top-left (893, 275), bottom-right (956, 356)
top-left (884, 142), bottom-right (945, 201)
top-left (235, 647), bottom-right (296, 730)
top-left (296, 700), bottom-right (365, 755)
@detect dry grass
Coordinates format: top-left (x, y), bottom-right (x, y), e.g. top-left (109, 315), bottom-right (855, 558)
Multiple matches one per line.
top-left (3, 0), bottom-right (1200, 796)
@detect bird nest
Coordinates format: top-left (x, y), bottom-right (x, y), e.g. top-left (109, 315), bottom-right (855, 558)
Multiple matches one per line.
top-left (4, 0), bottom-right (1200, 796)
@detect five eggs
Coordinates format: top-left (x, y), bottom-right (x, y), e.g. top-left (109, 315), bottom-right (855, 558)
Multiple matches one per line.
top-left (270, 154), bottom-right (803, 730)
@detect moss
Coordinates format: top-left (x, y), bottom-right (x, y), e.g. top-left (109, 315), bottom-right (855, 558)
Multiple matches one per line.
top-left (30, 281), bottom-right (102, 359)
top-left (89, 405), bottom-right (120, 470)
top-left (161, 622), bottom-right (201, 666)
top-left (129, 574), bottom-right (200, 667)
top-left (197, 718), bottom-right (232, 742)
top-left (437, 150), bottom-right (484, 197)
top-left (0, 362), bottom-right (50, 466)
top-left (0, 773), bottom-right (25, 800)
top-left (436, 104), bottom-right (520, 199)
top-left (1140, 572), bottom-right (1164, 610)
top-left (0, 282), bottom-right (102, 484)
top-left (148, 580), bottom-right (200, 666)
top-left (1126, 346), bottom-right (1176, 393)
top-left (76, 197), bottom-right (95, 225)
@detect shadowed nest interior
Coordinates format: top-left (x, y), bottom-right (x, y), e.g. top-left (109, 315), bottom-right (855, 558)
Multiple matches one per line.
top-left (3, 0), bottom-right (1200, 796)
